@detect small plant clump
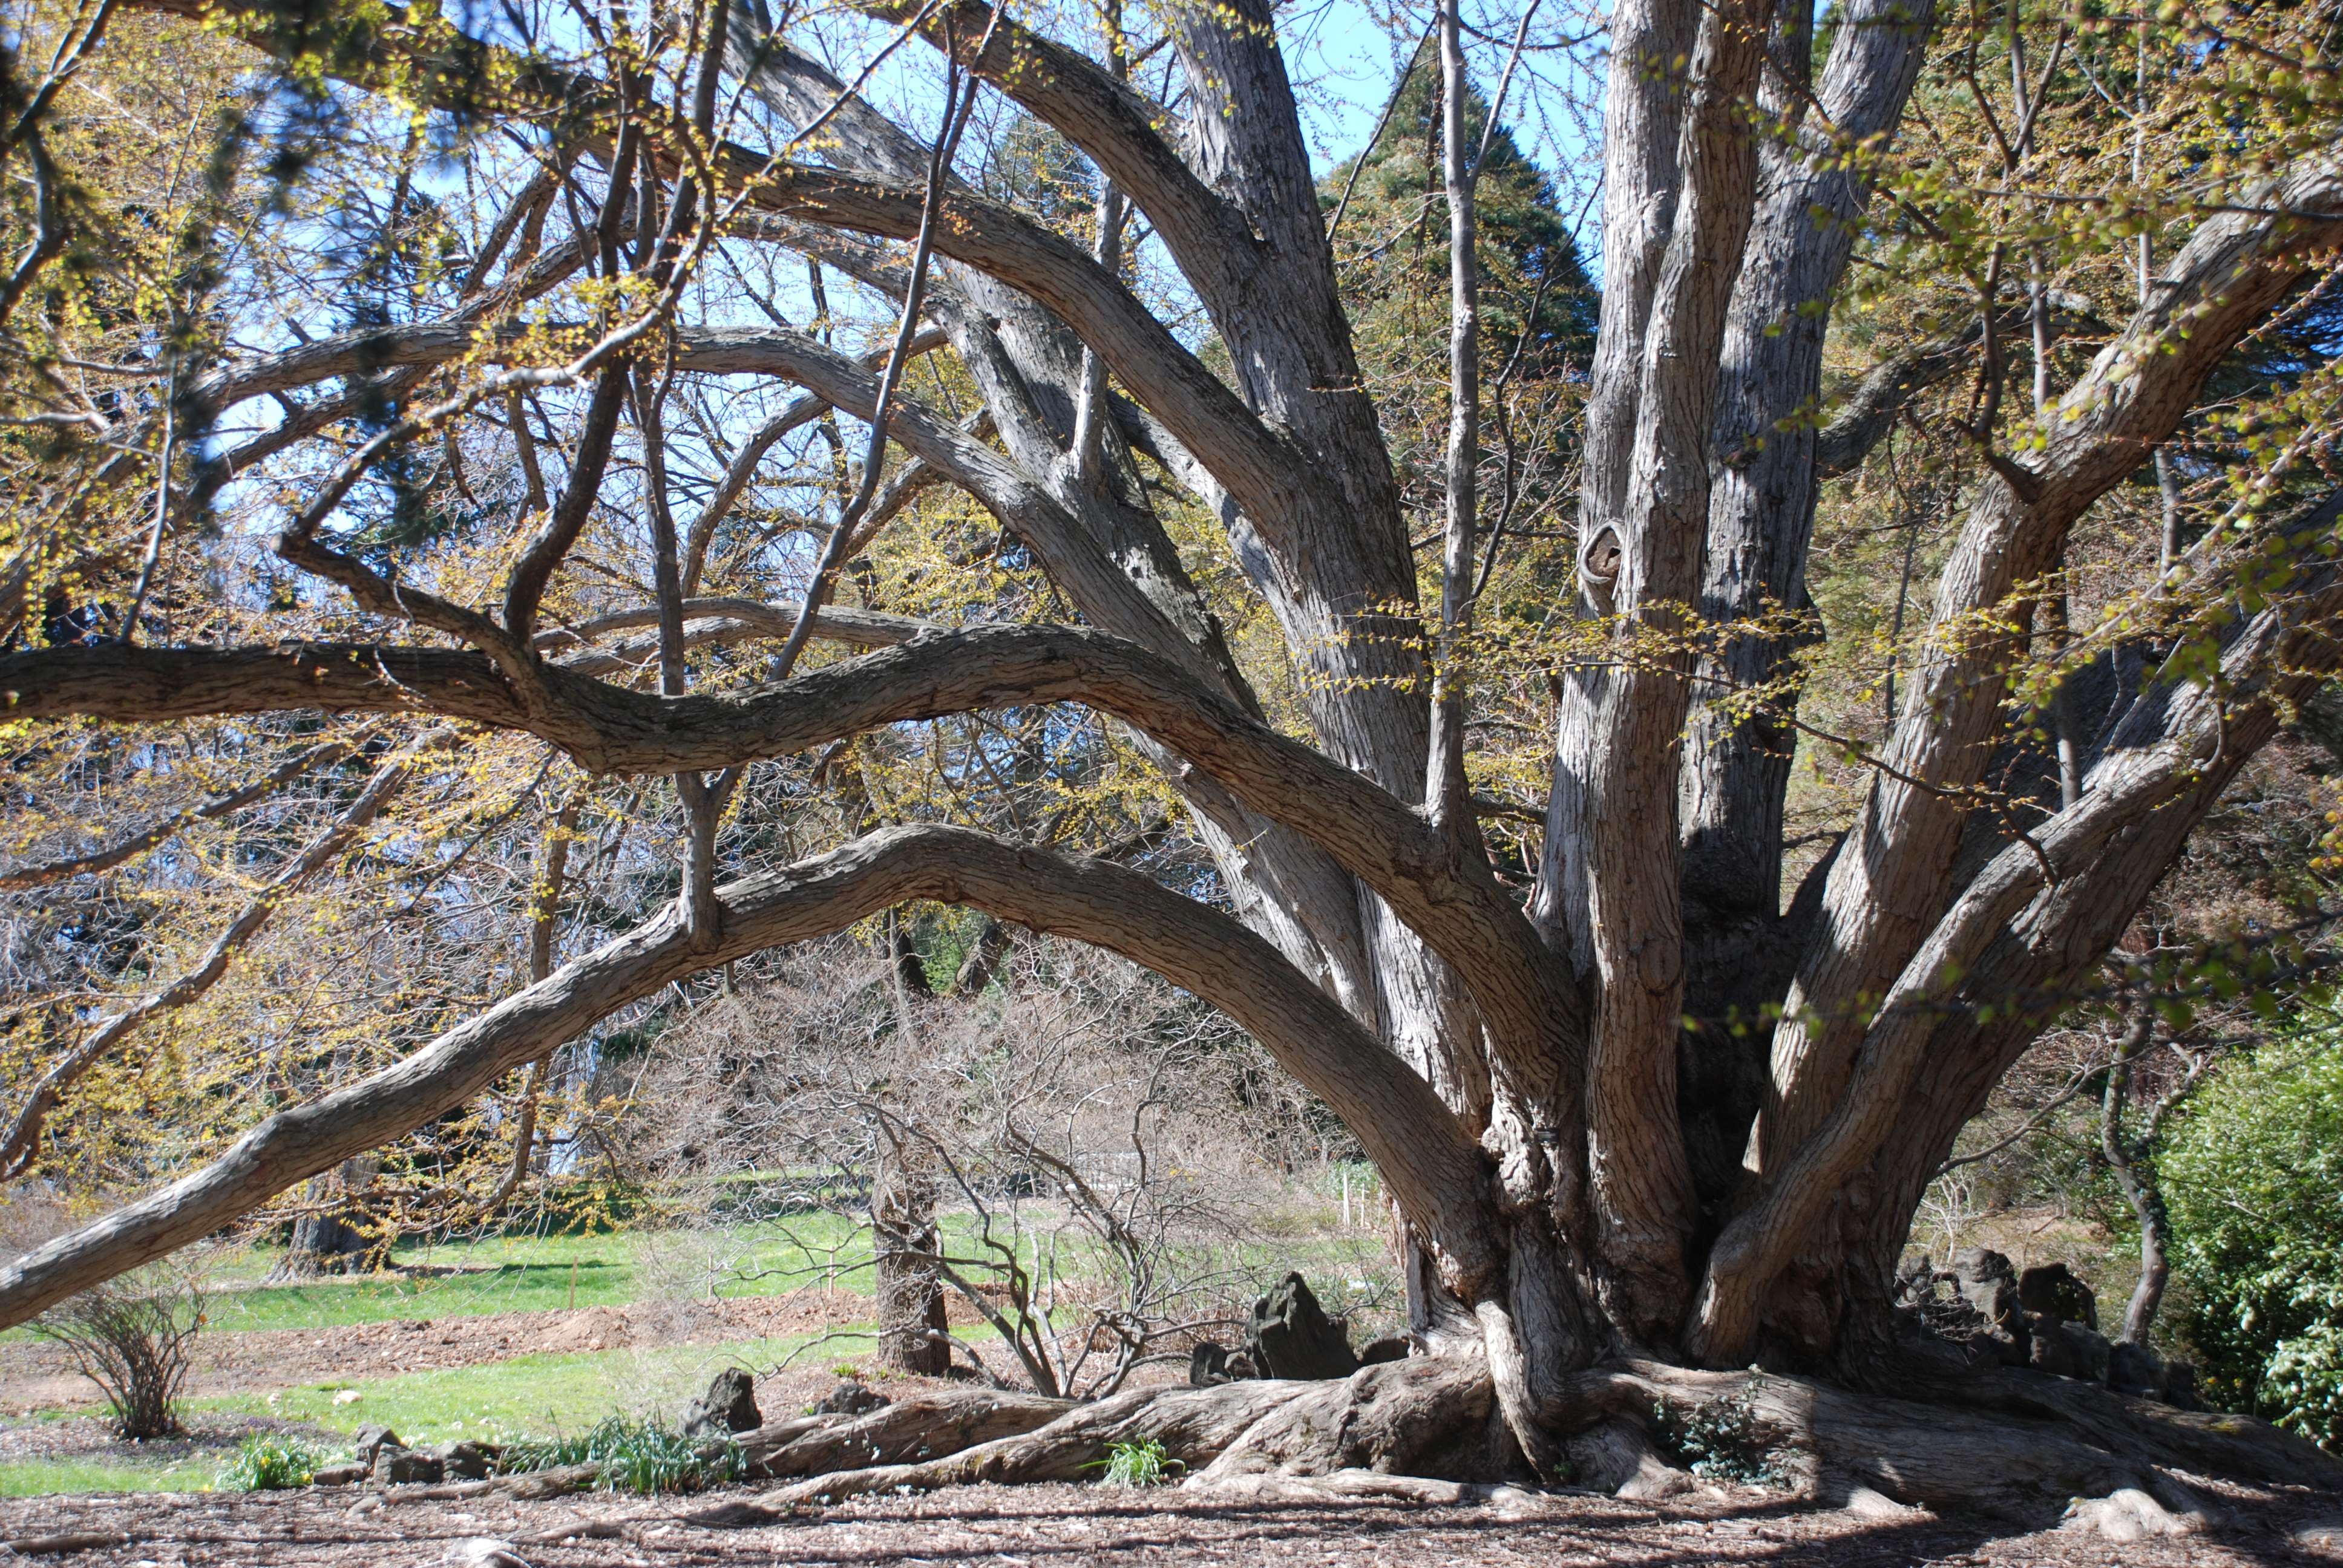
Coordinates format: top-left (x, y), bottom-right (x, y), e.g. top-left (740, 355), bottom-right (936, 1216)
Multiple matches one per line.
top-left (1092, 1437), bottom-right (1184, 1487)
top-left (1651, 1371), bottom-right (1788, 1488)
top-left (502, 1415), bottom-right (743, 1495)
top-left (216, 1434), bottom-right (330, 1492)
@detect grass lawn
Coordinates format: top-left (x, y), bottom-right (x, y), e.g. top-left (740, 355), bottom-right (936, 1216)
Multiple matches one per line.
top-left (192, 1214), bottom-right (884, 1335)
top-left (188, 1328), bottom-right (890, 1450)
top-left (0, 1455), bottom-right (215, 1497)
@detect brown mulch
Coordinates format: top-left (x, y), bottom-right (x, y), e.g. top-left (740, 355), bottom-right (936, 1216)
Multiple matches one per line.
top-left (1, 1473), bottom-right (2339, 1567)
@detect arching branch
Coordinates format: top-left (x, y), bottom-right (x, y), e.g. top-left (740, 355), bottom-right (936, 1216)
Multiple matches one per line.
top-left (0, 825), bottom-right (1496, 1328)
top-left (1691, 545), bottom-right (2343, 1364)
top-left (0, 624), bottom-right (1584, 1101)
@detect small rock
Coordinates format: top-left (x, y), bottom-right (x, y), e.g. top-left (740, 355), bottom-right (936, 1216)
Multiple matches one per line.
top-left (351, 1426), bottom-right (404, 1467)
top-left (373, 1448), bottom-right (444, 1485)
top-left (2106, 1339), bottom-right (2166, 1398)
top-left (431, 1441), bottom-right (493, 1481)
top-left (681, 1367), bottom-right (762, 1437)
top-left (1358, 1336), bottom-right (1411, 1366)
top-left (1950, 1247), bottom-right (2015, 1286)
top-left (1948, 1250), bottom-right (2030, 1363)
top-left (813, 1380), bottom-right (888, 1417)
top-left (2058, 1322), bottom-right (2112, 1382)
top-left (2028, 1318), bottom-right (2083, 1379)
top-left (1189, 1342), bottom-right (1236, 1387)
top-left (1247, 1273), bottom-right (1360, 1380)
top-left (2017, 1263), bottom-right (2098, 1329)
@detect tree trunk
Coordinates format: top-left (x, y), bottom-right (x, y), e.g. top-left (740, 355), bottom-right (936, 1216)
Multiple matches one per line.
top-left (267, 1158), bottom-right (381, 1280)
top-left (873, 913), bottom-right (951, 1376)
top-left (871, 1147), bottom-right (951, 1376)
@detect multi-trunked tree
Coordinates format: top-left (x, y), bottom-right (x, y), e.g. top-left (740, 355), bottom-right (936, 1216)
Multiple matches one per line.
top-left (2, 0), bottom-right (2341, 1515)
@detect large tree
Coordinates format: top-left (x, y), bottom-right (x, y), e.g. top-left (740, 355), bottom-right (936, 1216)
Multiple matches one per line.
top-left (2, 0), bottom-right (2341, 1513)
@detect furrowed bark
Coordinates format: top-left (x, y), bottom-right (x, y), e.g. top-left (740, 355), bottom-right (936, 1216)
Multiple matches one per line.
top-left (0, 627), bottom-right (1580, 1103)
top-left (1554, 0), bottom-right (1775, 1341)
top-left (0, 824), bottom-right (1497, 1326)
top-left (1756, 154), bottom-right (2343, 1199)
top-left (1679, 0), bottom-right (1936, 919)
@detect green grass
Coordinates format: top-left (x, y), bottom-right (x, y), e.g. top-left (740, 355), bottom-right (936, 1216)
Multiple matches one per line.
top-left (183, 1213), bottom-right (883, 1337)
top-left (187, 1330), bottom-right (870, 1446)
top-left (0, 1455), bottom-right (213, 1495)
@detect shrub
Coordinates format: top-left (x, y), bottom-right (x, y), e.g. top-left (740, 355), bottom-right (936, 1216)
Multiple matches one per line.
top-left (1651, 1372), bottom-right (1786, 1486)
top-left (30, 1261), bottom-right (209, 1440)
top-left (501, 1415), bottom-right (742, 1494)
top-left (217, 1434), bottom-right (329, 1491)
top-left (2163, 1034), bottom-right (2343, 1447)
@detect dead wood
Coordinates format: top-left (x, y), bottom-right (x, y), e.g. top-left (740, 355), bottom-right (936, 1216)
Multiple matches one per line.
top-left (746, 1388), bottom-right (1072, 1477)
top-left (0, 1533), bottom-right (131, 1555)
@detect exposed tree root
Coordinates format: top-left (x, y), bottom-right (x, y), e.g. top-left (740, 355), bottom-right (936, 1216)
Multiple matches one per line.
top-left (707, 1356), bottom-right (2338, 1532)
top-left (316, 1354), bottom-right (2336, 1540)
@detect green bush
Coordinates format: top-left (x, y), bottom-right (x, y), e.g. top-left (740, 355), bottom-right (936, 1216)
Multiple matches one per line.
top-left (1651, 1372), bottom-right (1787, 1487)
top-left (501, 1415), bottom-right (742, 1494)
top-left (2163, 1034), bottom-right (2343, 1449)
top-left (215, 1434), bottom-right (329, 1491)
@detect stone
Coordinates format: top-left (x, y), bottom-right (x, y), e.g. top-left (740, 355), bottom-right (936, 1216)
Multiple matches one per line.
top-left (813, 1380), bottom-right (889, 1417)
top-left (2018, 1263), bottom-right (2099, 1328)
top-left (2057, 1322), bottom-right (2112, 1382)
top-left (1246, 1272), bottom-right (1360, 1380)
top-left (1947, 1249), bottom-right (2030, 1362)
top-left (352, 1426), bottom-right (405, 1467)
top-left (1358, 1336), bottom-right (1411, 1366)
top-left (2106, 1339), bottom-right (2166, 1398)
top-left (373, 1448), bottom-right (444, 1485)
top-left (2028, 1316), bottom-right (2083, 1379)
top-left (681, 1367), bottom-right (762, 1437)
top-left (1950, 1247), bottom-right (2015, 1286)
top-left (431, 1441), bottom-right (493, 1481)
top-left (1189, 1342), bottom-right (1236, 1387)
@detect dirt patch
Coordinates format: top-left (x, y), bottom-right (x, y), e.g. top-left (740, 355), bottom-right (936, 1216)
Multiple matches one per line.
top-left (0, 1290), bottom-right (888, 1413)
top-left (0, 1471), bottom-right (2333, 1566)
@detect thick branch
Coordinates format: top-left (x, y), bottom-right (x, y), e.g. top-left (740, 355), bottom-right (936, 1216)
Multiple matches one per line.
top-left (0, 625), bottom-right (1583, 1097)
top-left (0, 825), bottom-right (1496, 1327)
top-left (1693, 544), bottom-right (2343, 1362)
top-left (1762, 152), bottom-right (2343, 1192)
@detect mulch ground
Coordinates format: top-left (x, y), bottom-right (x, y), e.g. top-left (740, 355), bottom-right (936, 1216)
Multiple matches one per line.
top-left (4, 1471), bottom-right (2341, 1566)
